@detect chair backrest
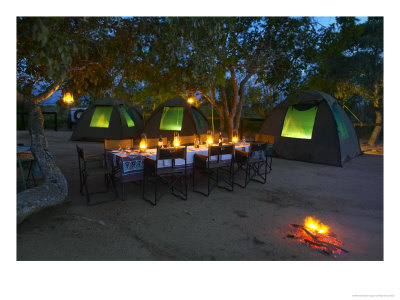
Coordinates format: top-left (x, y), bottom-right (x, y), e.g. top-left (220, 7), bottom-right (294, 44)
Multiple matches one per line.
top-left (77, 144), bottom-right (104, 170)
top-left (209, 144), bottom-right (234, 158)
top-left (104, 138), bottom-right (133, 150)
top-left (199, 134), bottom-right (207, 142)
top-left (147, 137), bottom-right (168, 149)
top-left (250, 142), bottom-right (268, 153)
top-left (157, 146), bottom-right (186, 160)
top-left (255, 133), bottom-right (274, 144)
top-left (156, 146), bottom-right (187, 170)
top-left (248, 142), bottom-right (268, 161)
top-left (179, 135), bottom-right (195, 145)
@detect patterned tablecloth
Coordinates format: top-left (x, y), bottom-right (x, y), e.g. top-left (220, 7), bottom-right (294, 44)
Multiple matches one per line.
top-left (106, 143), bottom-right (250, 183)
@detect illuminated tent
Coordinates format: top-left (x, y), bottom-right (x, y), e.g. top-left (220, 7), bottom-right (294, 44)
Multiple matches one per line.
top-left (259, 90), bottom-right (361, 166)
top-left (71, 98), bottom-right (143, 141)
top-left (143, 97), bottom-right (209, 140)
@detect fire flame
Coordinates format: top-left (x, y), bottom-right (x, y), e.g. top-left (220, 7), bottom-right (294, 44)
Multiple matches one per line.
top-left (288, 216), bottom-right (347, 257)
top-left (304, 216), bottom-right (329, 235)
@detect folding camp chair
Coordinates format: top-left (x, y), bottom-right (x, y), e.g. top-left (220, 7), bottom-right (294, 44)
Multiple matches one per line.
top-left (146, 137), bottom-right (167, 149)
top-left (255, 133), bottom-right (274, 174)
top-left (142, 146), bottom-right (188, 205)
top-left (179, 135), bottom-right (196, 146)
top-left (104, 138), bottom-right (134, 151)
top-left (234, 142), bottom-right (269, 188)
top-left (193, 144), bottom-right (234, 196)
top-left (76, 144), bottom-right (119, 205)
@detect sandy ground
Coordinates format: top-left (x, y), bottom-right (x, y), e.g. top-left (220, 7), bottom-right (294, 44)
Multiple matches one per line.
top-left (17, 130), bottom-right (383, 261)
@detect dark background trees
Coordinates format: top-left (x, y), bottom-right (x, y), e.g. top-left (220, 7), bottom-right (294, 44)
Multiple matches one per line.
top-left (305, 17), bottom-right (383, 145)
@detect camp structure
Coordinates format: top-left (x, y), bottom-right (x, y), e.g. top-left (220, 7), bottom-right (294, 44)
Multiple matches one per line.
top-left (143, 97), bottom-right (209, 140)
top-left (71, 98), bottom-right (144, 141)
top-left (258, 90), bottom-right (361, 166)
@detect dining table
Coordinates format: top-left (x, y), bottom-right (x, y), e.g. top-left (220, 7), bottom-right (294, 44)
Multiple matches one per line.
top-left (105, 143), bottom-right (250, 199)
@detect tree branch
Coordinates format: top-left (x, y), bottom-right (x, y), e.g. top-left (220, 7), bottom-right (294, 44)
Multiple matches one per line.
top-left (31, 78), bottom-right (64, 104)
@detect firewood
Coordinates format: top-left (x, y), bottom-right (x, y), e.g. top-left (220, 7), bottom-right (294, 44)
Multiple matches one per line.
top-left (304, 239), bottom-right (331, 255)
top-left (290, 223), bottom-right (349, 254)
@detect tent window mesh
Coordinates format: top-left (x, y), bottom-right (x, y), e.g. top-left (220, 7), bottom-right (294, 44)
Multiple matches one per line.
top-left (159, 107), bottom-right (184, 131)
top-left (331, 105), bottom-right (349, 139)
top-left (281, 105), bottom-right (318, 139)
top-left (120, 107), bottom-right (135, 127)
top-left (192, 108), bottom-right (205, 130)
top-left (90, 106), bottom-right (113, 128)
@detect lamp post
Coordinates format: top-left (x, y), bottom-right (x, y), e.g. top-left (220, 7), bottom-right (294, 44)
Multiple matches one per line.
top-left (63, 92), bottom-right (74, 130)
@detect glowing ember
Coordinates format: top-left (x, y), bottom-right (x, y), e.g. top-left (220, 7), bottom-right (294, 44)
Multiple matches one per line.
top-left (287, 216), bottom-right (348, 257)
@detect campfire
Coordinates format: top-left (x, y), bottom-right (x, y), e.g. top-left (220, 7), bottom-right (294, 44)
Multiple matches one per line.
top-left (287, 216), bottom-right (348, 257)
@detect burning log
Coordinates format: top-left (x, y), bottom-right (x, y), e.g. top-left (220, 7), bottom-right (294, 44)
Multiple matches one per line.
top-left (288, 217), bottom-right (349, 257)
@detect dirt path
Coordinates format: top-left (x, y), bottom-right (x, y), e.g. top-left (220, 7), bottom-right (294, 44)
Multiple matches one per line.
top-left (17, 130), bottom-right (383, 260)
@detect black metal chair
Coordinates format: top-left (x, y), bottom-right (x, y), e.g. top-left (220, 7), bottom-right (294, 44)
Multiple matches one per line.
top-left (76, 144), bottom-right (118, 205)
top-left (255, 133), bottom-right (274, 174)
top-left (142, 146), bottom-right (188, 205)
top-left (193, 144), bottom-right (234, 196)
top-left (234, 142), bottom-right (269, 188)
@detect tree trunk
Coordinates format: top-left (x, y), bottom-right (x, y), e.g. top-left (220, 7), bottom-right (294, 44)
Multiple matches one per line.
top-left (226, 115), bottom-right (233, 141)
top-left (368, 107), bottom-right (382, 146)
top-left (233, 71), bottom-right (255, 131)
top-left (17, 98), bottom-right (68, 224)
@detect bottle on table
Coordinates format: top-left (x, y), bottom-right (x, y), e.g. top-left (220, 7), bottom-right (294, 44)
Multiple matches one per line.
top-left (218, 132), bottom-right (222, 146)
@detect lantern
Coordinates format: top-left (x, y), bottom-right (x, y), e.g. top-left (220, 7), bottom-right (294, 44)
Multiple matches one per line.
top-left (187, 96), bottom-right (195, 105)
top-left (173, 132), bottom-right (181, 147)
top-left (139, 134), bottom-right (147, 152)
top-left (63, 92), bottom-right (74, 129)
top-left (232, 130), bottom-right (238, 144)
top-left (206, 130), bottom-right (213, 145)
top-left (63, 92), bottom-right (74, 105)
top-left (158, 135), bottom-right (163, 148)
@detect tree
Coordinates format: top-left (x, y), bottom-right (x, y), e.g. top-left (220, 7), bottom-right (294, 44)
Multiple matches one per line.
top-left (140, 17), bottom-right (317, 140)
top-left (17, 17), bottom-right (121, 223)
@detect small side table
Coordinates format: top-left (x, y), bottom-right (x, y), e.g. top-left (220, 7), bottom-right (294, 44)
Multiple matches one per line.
top-left (17, 146), bottom-right (36, 190)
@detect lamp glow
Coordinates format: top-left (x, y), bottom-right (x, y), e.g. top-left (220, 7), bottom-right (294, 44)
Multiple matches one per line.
top-left (173, 132), bottom-right (180, 147)
top-left (232, 130), bottom-right (238, 144)
top-left (63, 92), bottom-right (74, 104)
top-left (139, 134), bottom-right (147, 151)
top-left (206, 130), bottom-right (213, 145)
top-left (187, 96), bottom-right (195, 104)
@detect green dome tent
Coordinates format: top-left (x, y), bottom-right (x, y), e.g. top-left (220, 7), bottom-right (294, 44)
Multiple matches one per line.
top-left (71, 98), bottom-right (143, 141)
top-left (259, 90), bottom-right (361, 166)
top-left (143, 97), bottom-right (209, 139)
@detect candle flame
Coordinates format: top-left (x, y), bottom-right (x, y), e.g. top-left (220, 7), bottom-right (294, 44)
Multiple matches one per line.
top-left (173, 136), bottom-right (180, 147)
top-left (140, 139), bottom-right (147, 150)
